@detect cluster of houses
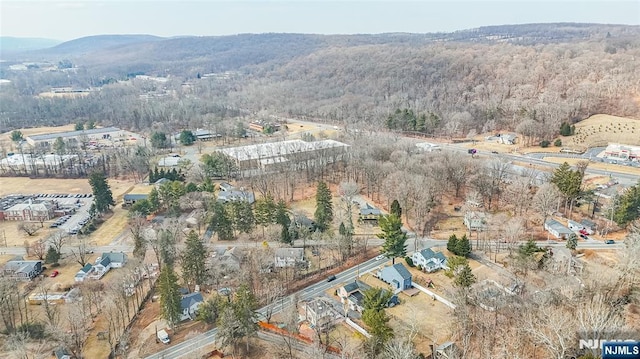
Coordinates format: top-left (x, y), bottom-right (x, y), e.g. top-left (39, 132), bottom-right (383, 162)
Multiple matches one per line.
top-left (75, 252), bottom-right (128, 282)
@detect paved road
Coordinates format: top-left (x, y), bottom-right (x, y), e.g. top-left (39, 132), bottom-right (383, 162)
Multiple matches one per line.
top-left (443, 143), bottom-right (639, 186)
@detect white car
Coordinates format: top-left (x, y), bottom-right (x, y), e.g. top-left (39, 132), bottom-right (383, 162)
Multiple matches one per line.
top-left (375, 255), bottom-right (385, 261)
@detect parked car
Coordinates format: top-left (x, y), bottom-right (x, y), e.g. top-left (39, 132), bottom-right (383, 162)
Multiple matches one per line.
top-left (326, 275), bottom-right (337, 282)
top-left (491, 151), bottom-right (499, 154)
top-left (579, 229), bottom-right (589, 235)
top-left (605, 240), bottom-right (615, 244)
top-left (579, 234), bottom-right (588, 240)
top-left (50, 270), bottom-right (59, 278)
top-left (375, 254), bottom-right (385, 261)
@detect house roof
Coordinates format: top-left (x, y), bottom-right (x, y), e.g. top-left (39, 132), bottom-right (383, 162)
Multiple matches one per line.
top-left (342, 280), bottom-right (371, 294)
top-left (580, 219), bottom-right (596, 228)
top-left (567, 219), bottom-right (582, 227)
top-left (101, 252), bottom-right (127, 264)
top-left (360, 207), bottom-right (381, 216)
top-left (98, 256), bottom-right (111, 267)
top-left (545, 219), bottom-right (573, 234)
top-left (349, 291), bottom-right (365, 306)
top-left (275, 248), bottom-right (304, 260)
top-left (5, 260), bottom-right (41, 273)
top-left (418, 248), bottom-right (447, 262)
top-left (217, 190), bottom-right (255, 204)
top-left (180, 292), bottom-right (204, 310)
top-left (54, 348), bottom-right (71, 359)
top-left (390, 263), bottom-right (412, 280)
top-left (79, 263), bottom-right (93, 273)
top-left (123, 193), bottom-right (148, 201)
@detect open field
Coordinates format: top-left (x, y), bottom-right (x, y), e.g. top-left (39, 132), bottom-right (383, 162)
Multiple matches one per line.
top-left (568, 114), bottom-right (640, 147)
top-left (0, 124), bottom-right (77, 141)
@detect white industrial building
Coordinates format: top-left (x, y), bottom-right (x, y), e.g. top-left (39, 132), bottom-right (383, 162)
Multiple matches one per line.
top-left (216, 139), bottom-right (349, 173)
top-left (26, 127), bottom-right (133, 148)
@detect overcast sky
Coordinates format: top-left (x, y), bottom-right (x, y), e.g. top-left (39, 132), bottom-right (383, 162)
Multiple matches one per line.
top-left (1, 0), bottom-right (639, 41)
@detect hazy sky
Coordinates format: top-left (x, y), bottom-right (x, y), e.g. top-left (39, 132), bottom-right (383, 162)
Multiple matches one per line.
top-left (1, 0), bottom-right (639, 41)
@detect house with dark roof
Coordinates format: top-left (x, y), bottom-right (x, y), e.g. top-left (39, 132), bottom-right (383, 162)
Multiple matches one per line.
top-left (377, 263), bottom-right (412, 292)
top-left (3, 260), bottom-right (43, 280)
top-left (337, 281), bottom-right (371, 312)
top-left (359, 204), bottom-right (382, 222)
top-left (412, 248), bottom-right (448, 272)
top-left (75, 263), bottom-right (93, 282)
top-left (180, 292), bottom-right (204, 321)
top-left (123, 193), bottom-right (148, 206)
top-left (337, 280), bottom-right (399, 313)
top-left (53, 347), bottom-right (72, 359)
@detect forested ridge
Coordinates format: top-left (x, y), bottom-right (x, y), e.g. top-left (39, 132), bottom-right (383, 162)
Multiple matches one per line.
top-left (1, 23), bottom-right (639, 137)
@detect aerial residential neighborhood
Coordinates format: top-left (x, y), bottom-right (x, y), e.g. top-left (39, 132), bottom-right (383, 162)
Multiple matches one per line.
top-left (1, 5), bottom-right (640, 359)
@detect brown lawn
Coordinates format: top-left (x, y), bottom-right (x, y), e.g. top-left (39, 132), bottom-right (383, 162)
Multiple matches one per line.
top-left (568, 114), bottom-right (640, 147)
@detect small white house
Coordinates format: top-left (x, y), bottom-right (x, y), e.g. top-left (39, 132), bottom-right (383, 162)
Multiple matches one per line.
top-left (567, 220), bottom-right (584, 231)
top-left (412, 248), bottom-right (448, 272)
top-left (545, 219), bottom-right (573, 239)
top-left (74, 263), bottom-right (93, 282)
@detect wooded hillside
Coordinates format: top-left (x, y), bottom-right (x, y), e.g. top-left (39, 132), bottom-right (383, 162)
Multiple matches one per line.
top-left (1, 23), bottom-right (639, 136)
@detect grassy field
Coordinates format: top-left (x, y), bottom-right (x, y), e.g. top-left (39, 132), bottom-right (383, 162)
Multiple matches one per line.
top-left (568, 114), bottom-right (640, 147)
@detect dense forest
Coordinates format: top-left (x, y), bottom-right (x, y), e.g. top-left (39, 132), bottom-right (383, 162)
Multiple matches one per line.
top-left (1, 23), bottom-right (639, 138)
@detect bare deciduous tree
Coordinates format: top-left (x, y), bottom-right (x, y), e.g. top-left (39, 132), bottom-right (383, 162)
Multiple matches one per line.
top-left (18, 222), bottom-right (40, 236)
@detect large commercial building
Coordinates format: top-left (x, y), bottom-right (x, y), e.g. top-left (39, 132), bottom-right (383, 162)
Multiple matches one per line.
top-left (603, 143), bottom-right (640, 161)
top-left (26, 127), bottom-right (131, 148)
top-left (216, 139), bottom-right (349, 175)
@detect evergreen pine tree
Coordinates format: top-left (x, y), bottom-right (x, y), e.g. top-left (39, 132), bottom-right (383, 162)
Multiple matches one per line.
top-left (454, 263), bottom-right (476, 288)
top-left (314, 181), bottom-right (333, 231)
top-left (210, 202), bottom-right (234, 240)
top-left (181, 231), bottom-right (207, 291)
top-left (447, 234), bottom-right (458, 254)
top-left (89, 171), bottom-right (115, 214)
top-left (456, 234), bottom-right (472, 257)
top-left (390, 200), bottom-right (402, 218)
top-left (158, 265), bottom-right (182, 328)
top-left (377, 214), bottom-right (407, 264)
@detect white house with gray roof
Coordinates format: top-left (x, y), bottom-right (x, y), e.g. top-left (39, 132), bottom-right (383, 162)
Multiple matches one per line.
top-left (412, 248), bottom-right (448, 272)
top-left (544, 219), bottom-right (573, 239)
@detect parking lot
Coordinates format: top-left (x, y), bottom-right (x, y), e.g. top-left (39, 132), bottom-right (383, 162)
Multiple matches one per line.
top-left (40, 193), bottom-right (94, 234)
